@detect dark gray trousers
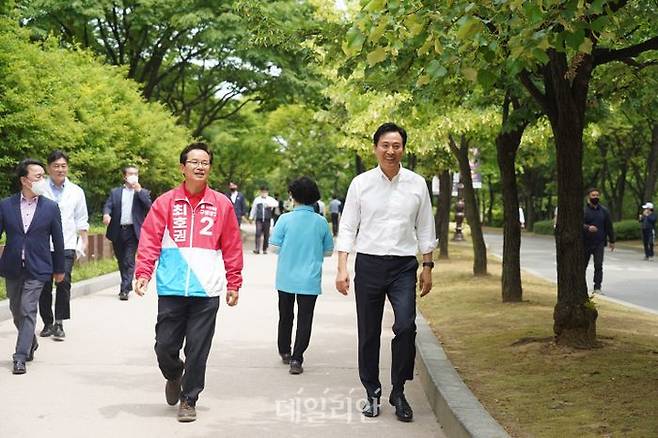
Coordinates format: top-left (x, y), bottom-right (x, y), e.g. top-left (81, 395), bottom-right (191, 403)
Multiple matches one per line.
top-left (154, 296), bottom-right (220, 405)
top-left (7, 271), bottom-right (44, 362)
top-left (39, 249), bottom-right (75, 326)
top-left (354, 254), bottom-right (418, 398)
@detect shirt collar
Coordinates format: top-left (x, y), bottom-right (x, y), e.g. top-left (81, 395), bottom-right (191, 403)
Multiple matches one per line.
top-left (294, 205), bottom-right (314, 212)
top-left (48, 177), bottom-right (66, 190)
top-left (376, 164), bottom-right (404, 182)
top-left (20, 192), bottom-right (38, 203)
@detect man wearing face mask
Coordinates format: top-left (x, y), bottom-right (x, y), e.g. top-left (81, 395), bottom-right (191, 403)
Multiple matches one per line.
top-left (103, 165), bottom-right (152, 300)
top-left (226, 182), bottom-right (247, 225)
top-left (0, 159), bottom-right (65, 374)
top-left (583, 188), bottom-right (615, 295)
top-left (38, 150), bottom-right (89, 341)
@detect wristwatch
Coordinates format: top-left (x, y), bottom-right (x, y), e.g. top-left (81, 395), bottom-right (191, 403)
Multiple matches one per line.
top-left (422, 261), bottom-right (435, 269)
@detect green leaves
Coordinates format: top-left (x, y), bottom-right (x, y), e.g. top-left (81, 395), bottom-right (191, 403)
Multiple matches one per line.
top-left (426, 60), bottom-right (448, 79)
top-left (343, 25), bottom-right (366, 56)
top-left (456, 16), bottom-right (481, 41)
top-left (366, 46), bottom-right (388, 66)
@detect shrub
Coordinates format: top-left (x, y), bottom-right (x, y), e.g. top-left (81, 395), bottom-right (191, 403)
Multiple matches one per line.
top-left (613, 220), bottom-right (642, 241)
top-left (532, 219), bottom-right (554, 235)
top-left (0, 18), bottom-right (191, 212)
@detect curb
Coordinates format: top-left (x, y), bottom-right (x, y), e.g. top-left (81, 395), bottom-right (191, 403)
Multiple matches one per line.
top-left (0, 271), bottom-right (120, 323)
top-left (415, 311), bottom-right (510, 438)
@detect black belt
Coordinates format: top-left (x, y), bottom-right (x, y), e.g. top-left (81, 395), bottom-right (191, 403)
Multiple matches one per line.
top-left (120, 224), bottom-right (133, 229)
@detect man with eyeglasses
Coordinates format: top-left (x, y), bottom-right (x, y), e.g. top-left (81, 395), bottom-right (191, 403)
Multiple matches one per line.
top-left (38, 150), bottom-right (89, 341)
top-left (103, 165), bottom-right (152, 300)
top-left (134, 142), bottom-right (243, 422)
top-left (335, 122), bottom-right (436, 422)
top-left (0, 159), bottom-right (65, 374)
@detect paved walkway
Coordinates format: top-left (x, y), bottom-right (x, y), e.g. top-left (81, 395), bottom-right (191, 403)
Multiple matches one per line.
top-left (0, 246), bottom-right (445, 437)
top-left (485, 231), bottom-right (658, 314)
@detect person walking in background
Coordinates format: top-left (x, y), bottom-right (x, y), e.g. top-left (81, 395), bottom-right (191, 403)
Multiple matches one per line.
top-left (639, 202), bottom-right (656, 261)
top-left (583, 188), bottom-right (615, 295)
top-left (38, 150), bottom-right (89, 341)
top-left (103, 165), bottom-right (152, 301)
top-left (0, 159), bottom-right (65, 374)
top-left (272, 193), bottom-right (282, 225)
top-left (226, 182), bottom-right (248, 225)
top-left (269, 177), bottom-right (333, 375)
top-left (249, 185), bottom-right (278, 254)
top-left (329, 194), bottom-right (342, 237)
top-left (335, 123), bottom-right (436, 422)
top-left (134, 142), bottom-right (243, 423)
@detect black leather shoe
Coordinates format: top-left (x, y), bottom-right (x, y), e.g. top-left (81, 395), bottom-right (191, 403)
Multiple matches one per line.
top-left (280, 353), bottom-right (291, 365)
top-left (40, 324), bottom-right (54, 337)
top-left (362, 396), bottom-right (380, 417)
top-left (289, 360), bottom-right (303, 374)
top-left (119, 291), bottom-right (129, 301)
top-left (27, 338), bottom-right (39, 362)
top-left (165, 375), bottom-right (182, 406)
top-left (53, 323), bottom-right (65, 341)
top-left (12, 360), bottom-right (26, 375)
top-left (389, 393), bottom-right (413, 422)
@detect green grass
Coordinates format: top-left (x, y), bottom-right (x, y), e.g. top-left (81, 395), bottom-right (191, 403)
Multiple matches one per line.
top-left (420, 242), bottom-right (658, 438)
top-left (0, 258), bottom-right (117, 300)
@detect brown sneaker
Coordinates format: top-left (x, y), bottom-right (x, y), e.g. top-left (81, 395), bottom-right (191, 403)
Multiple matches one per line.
top-left (177, 400), bottom-right (196, 422)
top-left (165, 375), bottom-right (182, 406)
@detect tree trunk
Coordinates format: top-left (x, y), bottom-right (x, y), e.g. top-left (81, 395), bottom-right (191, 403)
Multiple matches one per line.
top-left (495, 97), bottom-right (525, 302)
top-left (355, 153), bottom-right (366, 175)
top-left (435, 170), bottom-right (451, 259)
top-left (521, 49), bottom-right (597, 347)
top-left (643, 124), bottom-right (658, 204)
top-left (449, 135), bottom-right (487, 275)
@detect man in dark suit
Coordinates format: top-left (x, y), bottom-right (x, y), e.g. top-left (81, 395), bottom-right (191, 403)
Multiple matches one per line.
top-left (227, 182), bottom-right (248, 225)
top-left (103, 165), bottom-right (152, 300)
top-left (0, 159), bottom-right (65, 374)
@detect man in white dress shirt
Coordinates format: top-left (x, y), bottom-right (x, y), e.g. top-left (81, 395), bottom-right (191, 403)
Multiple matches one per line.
top-left (335, 122), bottom-right (436, 422)
top-left (39, 150), bottom-right (89, 341)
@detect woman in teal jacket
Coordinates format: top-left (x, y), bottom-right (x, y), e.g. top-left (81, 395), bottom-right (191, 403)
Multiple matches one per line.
top-left (269, 176), bottom-right (334, 375)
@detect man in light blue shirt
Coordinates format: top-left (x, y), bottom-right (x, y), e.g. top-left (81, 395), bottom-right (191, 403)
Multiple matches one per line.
top-left (269, 177), bottom-right (333, 375)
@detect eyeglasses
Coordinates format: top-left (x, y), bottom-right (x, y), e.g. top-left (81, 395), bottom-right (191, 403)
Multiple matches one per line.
top-left (186, 160), bottom-right (211, 168)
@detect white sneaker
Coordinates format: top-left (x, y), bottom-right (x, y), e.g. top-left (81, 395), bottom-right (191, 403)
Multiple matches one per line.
top-left (592, 288), bottom-right (602, 295)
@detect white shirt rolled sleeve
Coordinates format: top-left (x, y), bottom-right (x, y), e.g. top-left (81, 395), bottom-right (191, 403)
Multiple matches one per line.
top-left (335, 166), bottom-right (436, 256)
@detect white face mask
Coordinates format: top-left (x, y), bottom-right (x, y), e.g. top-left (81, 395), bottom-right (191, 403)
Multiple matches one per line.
top-left (126, 175), bottom-right (139, 185)
top-left (30, 179), bottom-right (49, 196)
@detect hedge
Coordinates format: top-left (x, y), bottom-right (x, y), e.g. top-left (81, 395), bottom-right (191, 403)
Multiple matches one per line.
top-left (532, 219), bottom-right (642, 241)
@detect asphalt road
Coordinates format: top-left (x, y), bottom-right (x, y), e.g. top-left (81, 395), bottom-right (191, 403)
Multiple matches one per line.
top-left (484, 232), bottom-right (658, 315)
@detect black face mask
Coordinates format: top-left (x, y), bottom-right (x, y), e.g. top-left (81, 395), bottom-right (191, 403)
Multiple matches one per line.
top-left (590, 197), bottom-right (600, 205)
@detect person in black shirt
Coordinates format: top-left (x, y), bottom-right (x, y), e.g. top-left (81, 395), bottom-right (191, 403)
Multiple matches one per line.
top-left (583, 188), bottom-right (615, 295)
top-left (639, 202), bottom-right (656, 261)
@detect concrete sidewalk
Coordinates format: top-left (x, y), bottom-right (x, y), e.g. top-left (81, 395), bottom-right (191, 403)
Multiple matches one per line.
top-left (0, 249), bottom-right (445, 437)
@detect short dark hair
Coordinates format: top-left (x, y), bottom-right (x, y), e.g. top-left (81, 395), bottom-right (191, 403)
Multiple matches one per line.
top-left (373, 122), bottom-right (407, 147)
top-left (180, 142), bottom-right (213, 165)
top-left (586, 187), bottom-right (600, 195)
top-left (259, 185), bottom-right (268, 191)
top-left (16, 158), bottom-right (45, 179)
top-left (122, 165), bottom-right (138, 175)
top-left (47, 150), bottom-right (69, 165)
top-left (288, 176), bottom-right (321, 206)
